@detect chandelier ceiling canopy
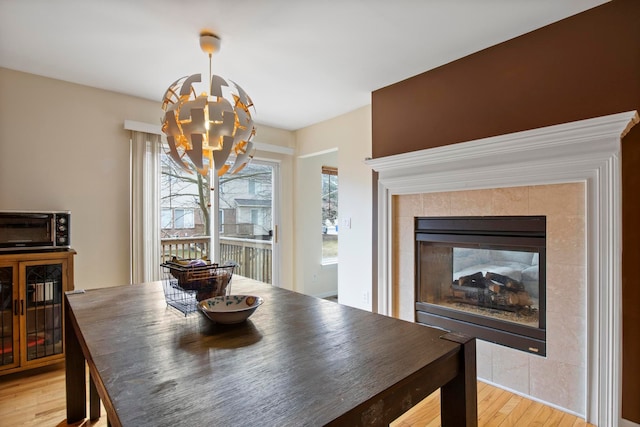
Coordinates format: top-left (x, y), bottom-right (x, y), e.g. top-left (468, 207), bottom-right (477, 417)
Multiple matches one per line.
top-left (161, 31), bottom-right (256, 176)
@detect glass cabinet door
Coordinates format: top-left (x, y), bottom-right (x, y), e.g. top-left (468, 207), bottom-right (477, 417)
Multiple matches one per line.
top-left (23, 262), bottom-right (64, 362)
top-left (0, 265), bottom-right (18, 367)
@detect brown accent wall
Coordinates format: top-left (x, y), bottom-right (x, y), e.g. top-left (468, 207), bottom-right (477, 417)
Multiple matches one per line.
top-left (371, 0), bottom-right (640, 422)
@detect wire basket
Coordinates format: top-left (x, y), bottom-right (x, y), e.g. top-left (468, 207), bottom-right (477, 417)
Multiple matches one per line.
top-left (160, 260), bottom-right (236, 316)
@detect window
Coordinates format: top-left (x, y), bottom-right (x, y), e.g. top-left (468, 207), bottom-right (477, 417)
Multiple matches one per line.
top-left (174, 209), bottom-right (194, 229)
top-left (322, 166), bottom-right (338, 263)
top-left (160, 208), bottom-right (195, 230)
top-left (159, 148), bottom-right (278, 284)
top-left (161, 209), bottom-right (173, 229)
top-left (218, 161), bottom-right (277, 284)
top-left (132, 130), bottom-right (280, 284)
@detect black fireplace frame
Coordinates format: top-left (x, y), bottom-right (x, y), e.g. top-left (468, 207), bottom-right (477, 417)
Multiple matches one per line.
top-left (415, 216), bottom-right (546, 356)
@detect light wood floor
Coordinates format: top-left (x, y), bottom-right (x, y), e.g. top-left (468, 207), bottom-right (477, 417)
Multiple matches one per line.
top-left (392, 380), bottom-right (595, 427)
top-left (0, 363), bottom-right (106, 427)
top-left (0, 363), bottom-right (594, 427)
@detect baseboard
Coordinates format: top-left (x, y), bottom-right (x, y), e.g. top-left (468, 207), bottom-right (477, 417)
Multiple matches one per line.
top-left (478, 378), bottom-right (640, 426)
top-left (621, 418), bottom-right (640, 427)
top-left (315, 291), bottom-right (338, 299)
top-left (477, 378), bottom-right (584, 419)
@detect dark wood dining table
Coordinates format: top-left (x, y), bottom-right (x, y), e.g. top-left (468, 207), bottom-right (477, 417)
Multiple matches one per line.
top-left (65, 276), bottom-right (477, 426)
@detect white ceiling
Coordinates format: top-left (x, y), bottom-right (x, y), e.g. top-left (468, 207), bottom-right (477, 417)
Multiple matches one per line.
top-left (0, 0), bottom-right (608, 131)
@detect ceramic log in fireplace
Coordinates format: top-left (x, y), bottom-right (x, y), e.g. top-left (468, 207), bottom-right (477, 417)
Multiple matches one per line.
top-left (415, 216), bottom-right (546, 355)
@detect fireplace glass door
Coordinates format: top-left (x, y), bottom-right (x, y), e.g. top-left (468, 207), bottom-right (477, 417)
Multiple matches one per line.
top-left (420, 246), bottom-right (540, 328)
top-left (415, 216), bottom-right (546, 355)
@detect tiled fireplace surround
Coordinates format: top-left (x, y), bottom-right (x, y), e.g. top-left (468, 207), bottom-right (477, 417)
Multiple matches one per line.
top-left (394, 183), bottom-right (585, 413)
top-left (367, 111), bottom-right (638, 426)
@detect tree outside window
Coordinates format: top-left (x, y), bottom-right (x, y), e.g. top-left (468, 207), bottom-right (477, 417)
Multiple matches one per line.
top-left (160, 150), bottom-right (210, 238)
top-left (160, 146), bottom-right (273, 240)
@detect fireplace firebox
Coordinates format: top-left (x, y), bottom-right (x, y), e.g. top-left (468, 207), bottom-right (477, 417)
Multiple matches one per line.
top-left (415, 216), bottom-right (546, 356)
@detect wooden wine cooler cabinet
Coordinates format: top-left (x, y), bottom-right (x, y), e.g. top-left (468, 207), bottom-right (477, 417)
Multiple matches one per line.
top-left (0, 250), bottom-right (75, 375)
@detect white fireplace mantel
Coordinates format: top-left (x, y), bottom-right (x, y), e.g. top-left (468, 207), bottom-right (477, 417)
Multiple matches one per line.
top-left (366, 111), bottom-right (638, 427)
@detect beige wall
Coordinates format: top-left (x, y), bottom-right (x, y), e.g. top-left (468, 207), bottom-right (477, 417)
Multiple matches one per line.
top-left (295, 106), bottom-right (372, 309)
top-left (1, 68), bottom-right (156, 288)
top-left (0, 67), bottom-right (372, 308)
top-left (0, 68), bottom-right (295, 290)
top-left (295, 150), bottom-right (338, 296)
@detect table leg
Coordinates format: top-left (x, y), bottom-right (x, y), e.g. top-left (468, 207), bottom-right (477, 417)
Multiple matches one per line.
top-left (90, 375), bottom-right (101, 420)
top-left (440, 332), bottom-right (478, 427)
top-left (64, 297), bottom-right (86, 423)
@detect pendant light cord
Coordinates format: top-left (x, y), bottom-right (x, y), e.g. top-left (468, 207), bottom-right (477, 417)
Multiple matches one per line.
top-left (208, 53), bottom-right (212, 95)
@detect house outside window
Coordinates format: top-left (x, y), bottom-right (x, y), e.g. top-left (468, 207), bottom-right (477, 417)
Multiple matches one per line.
top-left (219, 162), bottom-right (273, 239)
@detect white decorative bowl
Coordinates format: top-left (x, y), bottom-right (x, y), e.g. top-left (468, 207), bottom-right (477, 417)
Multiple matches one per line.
top-left (198, 295), bottom-right (264, 324)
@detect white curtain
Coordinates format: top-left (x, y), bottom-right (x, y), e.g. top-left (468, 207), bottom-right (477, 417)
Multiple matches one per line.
top-left (130, 131), bottom-right (161, 283)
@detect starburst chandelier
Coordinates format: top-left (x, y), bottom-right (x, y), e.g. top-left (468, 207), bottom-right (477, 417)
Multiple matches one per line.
top-left (161, 31), bottom-right (256, 176)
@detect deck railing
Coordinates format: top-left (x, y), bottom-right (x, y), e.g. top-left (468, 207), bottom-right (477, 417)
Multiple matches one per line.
top-left (161, 236), bottom-right (272, 284)
top-left (161, 236), bottom-right (210, 262)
